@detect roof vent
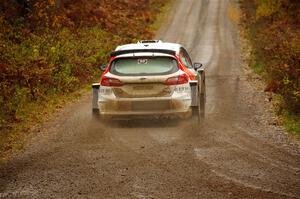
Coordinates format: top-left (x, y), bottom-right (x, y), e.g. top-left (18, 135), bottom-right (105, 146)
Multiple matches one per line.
top-left (137, 40), bottom-right (163, 44)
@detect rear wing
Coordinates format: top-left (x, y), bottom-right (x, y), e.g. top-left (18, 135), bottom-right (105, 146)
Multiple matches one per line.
top-left (110, 49), bottom-right (176, 57)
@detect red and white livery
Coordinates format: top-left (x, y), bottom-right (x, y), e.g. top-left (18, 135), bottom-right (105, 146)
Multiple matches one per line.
top-left (92, 40), bottom-right (206, 123)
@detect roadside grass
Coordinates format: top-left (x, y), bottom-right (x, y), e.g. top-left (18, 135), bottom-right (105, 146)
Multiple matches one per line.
top-left (0, 86), bottom-right (90, 160)
top-left (275, 95), bottom-right (300, 138)
top-left (282, 112), bottom-right (300, 138)
top-left (250, 61), bottom-right (264, 75)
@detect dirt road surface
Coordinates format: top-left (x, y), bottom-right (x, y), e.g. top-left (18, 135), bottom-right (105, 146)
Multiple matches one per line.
top-left (1, 0), bottom-right (299, 198)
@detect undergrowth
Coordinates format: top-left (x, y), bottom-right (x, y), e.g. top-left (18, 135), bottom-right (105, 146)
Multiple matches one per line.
top-left (240, 0), bottom-right (300, 136)
top-left (0, 0), bottom-right (171, 156)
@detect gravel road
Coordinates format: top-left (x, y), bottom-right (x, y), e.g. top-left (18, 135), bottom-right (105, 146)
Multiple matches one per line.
top-left (0, 0), bottom-right (299, 198)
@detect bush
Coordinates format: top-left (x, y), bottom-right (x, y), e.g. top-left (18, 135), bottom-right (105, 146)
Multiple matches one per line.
top-left (242, 0), bottom-right (300, 114)
top-left (0, 0), bottom-right (167, 129)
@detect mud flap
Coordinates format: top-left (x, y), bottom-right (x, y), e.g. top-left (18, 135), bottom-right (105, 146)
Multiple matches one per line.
top-left (190, 81), bottom-right (200, 129)
top-left (92, 83), bottom-right (100, 115)
top-left (190, 69), bottom-right (206, 129)
top-left (198, 69), bottom-right (205, 95)
top-left (198, 69), bottom-right (206, 118)
top-left (190, 80), bottom-right (198, 107)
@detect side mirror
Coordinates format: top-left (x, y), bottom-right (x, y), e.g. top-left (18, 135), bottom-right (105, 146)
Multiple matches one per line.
top-left (193, 62), bottom-right (203, 70)
top-left (99, 65), bottom-right (106, 71)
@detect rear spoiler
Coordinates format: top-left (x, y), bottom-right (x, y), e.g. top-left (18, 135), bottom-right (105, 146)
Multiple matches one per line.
top-left (110, 49), bottom-right (176, 57)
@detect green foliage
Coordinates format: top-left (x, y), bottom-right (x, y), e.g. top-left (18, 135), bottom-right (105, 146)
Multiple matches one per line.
top-left (251, 62), bottom-right (265, 74)
top-left (281, 110), bottom-right (300, 137)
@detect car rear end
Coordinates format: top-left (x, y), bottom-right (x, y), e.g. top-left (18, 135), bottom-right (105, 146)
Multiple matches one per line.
top-left (96, 53), bottom-right (192, 119)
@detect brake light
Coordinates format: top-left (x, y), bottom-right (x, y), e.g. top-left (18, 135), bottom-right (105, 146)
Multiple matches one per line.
top-left (101, 76), bottom-right (123, 87)
top-left (165, 74), bottom-right (189, 85)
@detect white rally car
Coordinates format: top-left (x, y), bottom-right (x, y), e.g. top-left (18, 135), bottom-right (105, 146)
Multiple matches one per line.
top-left (92, 40), bottom-right (205, 124)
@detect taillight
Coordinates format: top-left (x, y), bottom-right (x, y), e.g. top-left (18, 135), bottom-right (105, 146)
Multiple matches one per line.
top-left (165, 74), bottom-right (189, 85)
top-left (101, 76), bottom-right (123, 87)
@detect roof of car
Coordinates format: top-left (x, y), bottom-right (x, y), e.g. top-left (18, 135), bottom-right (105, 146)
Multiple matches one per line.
top-left (113, 41), bottom-right (182, 57)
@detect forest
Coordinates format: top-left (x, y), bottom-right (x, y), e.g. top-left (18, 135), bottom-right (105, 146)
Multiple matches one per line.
top-left (241, 0), bottom-right (300, 133)
top-left (0, 0), bottom-right (167, 138)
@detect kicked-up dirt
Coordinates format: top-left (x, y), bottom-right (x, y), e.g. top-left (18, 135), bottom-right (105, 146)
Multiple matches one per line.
top-left (0, 0), bottom-right (299, 198)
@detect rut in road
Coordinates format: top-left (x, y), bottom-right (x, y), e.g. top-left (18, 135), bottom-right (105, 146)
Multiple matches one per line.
top-left (0, 0), bottom-right (300, 198)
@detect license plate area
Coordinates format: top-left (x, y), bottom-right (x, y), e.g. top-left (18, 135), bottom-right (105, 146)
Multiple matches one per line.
top-left (132, 85), bottom-right (154, 90)
top-left (113, 84), bottom-right (172, 98)
top-left (132, 101), bottom-right (170, 111)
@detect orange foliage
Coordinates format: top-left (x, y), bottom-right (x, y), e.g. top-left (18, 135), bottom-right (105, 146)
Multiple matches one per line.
top-left (241, 0), bottom-right (300, 113)
top-left (0, 0), bottom-right (167, 126)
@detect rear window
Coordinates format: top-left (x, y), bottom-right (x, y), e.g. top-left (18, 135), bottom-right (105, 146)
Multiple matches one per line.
top-left (110, 57), bottom-right (178, 76)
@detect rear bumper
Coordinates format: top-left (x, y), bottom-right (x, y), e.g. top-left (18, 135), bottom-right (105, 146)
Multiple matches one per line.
top-left (98, 97), bottom-right (191, 117)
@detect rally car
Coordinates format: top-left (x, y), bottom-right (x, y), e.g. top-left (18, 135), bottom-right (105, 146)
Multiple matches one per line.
top-left (92, 40), bottom-right (206, 124)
